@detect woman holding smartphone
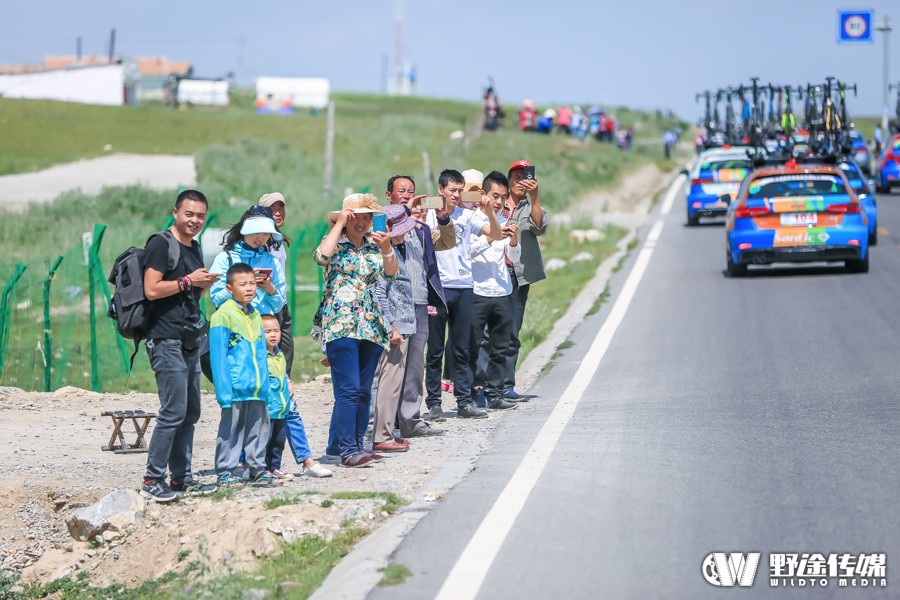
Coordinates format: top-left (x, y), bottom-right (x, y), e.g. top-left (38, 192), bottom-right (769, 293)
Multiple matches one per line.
top-left (313, 193), bottom-right (398, 468)
top-left (209, 205), bottom-right (288, 317)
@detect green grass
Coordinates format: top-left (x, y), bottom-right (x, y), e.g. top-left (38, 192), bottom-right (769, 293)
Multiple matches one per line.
top-left (263, 491), bottom-right (320, 510)
top-left (330, 491), bottom-right (406, 515)
top-left (378, 564), bottom-right (412, 587)
top-left (4, 526), bottom-right (369, 599)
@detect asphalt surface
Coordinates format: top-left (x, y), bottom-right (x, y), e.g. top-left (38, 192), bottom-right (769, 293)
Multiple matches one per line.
top-left (368, 182), bottom-right (900, 599)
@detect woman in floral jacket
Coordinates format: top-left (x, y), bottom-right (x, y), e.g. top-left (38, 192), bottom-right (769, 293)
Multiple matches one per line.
top-left (314, 194), bottom-right (398, 467)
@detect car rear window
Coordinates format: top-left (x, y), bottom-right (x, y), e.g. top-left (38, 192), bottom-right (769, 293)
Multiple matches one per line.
top-left (747, 174), bottom-right (847, 198)
top-left (700, 159), bottom-right (751, 171)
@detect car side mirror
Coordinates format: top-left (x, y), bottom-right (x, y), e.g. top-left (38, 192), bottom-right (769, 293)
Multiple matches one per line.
top-left (718, 194), bottom-right (732, 205)
top-left (679, 168), bottom-right (690, 177)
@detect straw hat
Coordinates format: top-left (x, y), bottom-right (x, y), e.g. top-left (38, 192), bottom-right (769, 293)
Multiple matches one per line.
top-left (326, 193), bottom-right (384, 227)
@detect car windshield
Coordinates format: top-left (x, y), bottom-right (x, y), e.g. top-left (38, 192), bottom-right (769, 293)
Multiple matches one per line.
top-left (747, 174), bottom-right (847, 198)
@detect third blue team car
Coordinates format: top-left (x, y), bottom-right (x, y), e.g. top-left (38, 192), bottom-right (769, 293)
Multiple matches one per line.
top-left (725, 162), bottom-right (870, 276)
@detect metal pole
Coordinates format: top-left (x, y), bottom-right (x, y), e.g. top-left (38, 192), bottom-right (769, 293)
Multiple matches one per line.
top-left (323, 100), bottom-right (335, 202)
top-left (43, 256), bottom-right (64, 392)
top-left (876, 16), bottom-right (893, 134)
top-left (0, 263), bottom-right (27, 379)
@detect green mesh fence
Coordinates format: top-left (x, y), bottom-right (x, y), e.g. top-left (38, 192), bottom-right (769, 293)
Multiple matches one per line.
top-left (0, 219), bottom-right (331, 392)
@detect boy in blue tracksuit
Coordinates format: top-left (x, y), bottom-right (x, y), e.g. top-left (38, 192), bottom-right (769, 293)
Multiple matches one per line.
top-left (262, 314), bottom-right (333, 479)
top-left (210, 263), bottom-right (276, 488)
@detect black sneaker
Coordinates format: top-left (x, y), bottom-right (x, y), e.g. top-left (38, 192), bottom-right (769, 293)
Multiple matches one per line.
top-left (457, 403), bottom-right (488, 419)
top-left (141, 479), bottom-right (179, 503)
top-left (487, 397), bottom-right (518, 410)
top-left (171, 477), bottom-right (217, 495)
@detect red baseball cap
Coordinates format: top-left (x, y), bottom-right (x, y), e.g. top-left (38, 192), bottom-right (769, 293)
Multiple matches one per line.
top-left (508, 159), bottom-right (532, 172)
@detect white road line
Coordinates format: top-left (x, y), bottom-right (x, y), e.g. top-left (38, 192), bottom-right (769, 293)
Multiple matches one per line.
top-left (435, 187), bottom-right (676, 600)
top-left (659, 173), bottom-right (685, 216)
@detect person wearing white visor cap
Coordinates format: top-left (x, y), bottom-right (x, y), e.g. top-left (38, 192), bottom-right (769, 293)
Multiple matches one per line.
top-left (209, 205), bottom-right (287, 318)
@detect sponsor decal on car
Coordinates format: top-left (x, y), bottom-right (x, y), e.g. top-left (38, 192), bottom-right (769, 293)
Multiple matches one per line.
top-left (773, 227), bottom-right (830, 247)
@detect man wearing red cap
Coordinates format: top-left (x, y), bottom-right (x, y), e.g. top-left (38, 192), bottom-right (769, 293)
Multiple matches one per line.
top-left (502, 159), bottom-right (549, 399)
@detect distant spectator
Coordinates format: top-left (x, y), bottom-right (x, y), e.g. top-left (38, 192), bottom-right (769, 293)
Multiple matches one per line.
top-left (518, 99), bottom-right (537, 132)
top-left (663, 129), bottom-right (676, 159)
top-left (557, 106), bottom-right (572, 134)
top-left (535, 108), bottom-right (556, 134)
top-left (483, 86), bottom-right (501, 131)
top-left (570, 106), bottom-right (588, 140)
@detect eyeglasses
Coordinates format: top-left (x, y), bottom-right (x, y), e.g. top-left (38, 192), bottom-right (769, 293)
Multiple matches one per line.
top-left (249, 205), bottom-right (273, 218)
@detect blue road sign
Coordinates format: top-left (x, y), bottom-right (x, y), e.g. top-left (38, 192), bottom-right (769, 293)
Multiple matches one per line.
top-left (837, 9), bottom-right (874, 44)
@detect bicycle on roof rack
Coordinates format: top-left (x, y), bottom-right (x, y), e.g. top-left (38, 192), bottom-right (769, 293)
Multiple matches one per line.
top-left (696, 91), bottom-right (716, 140)
top-left (722, 87), bottom-right (737, 144)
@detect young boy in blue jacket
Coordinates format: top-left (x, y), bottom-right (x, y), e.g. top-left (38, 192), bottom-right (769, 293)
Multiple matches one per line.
top-left (210, 263), bottom-right (276, 488)
top-left (262, 314), bottom-right (333, 479)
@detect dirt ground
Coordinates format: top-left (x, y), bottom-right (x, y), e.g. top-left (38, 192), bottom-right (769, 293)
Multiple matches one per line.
top-left (0, 156), bottom-right (675, 591)
top-left (0, 381), bottom-right (502, 588)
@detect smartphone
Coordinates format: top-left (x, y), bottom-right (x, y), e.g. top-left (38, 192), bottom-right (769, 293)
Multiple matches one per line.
top-left (421, 196), bottom-right (444, 210)
top-left (254, 268), bottom-right (273, 278)
top-left (372, 213), bottom-right (387, 233)
top-left (523, 165), bottom-right (536, 180)
top-left (460, 191), bottom-right (482, 209)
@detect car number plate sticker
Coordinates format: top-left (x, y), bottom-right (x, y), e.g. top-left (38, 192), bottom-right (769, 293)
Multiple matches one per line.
top-left (780, 212), bottom-right (817, 226)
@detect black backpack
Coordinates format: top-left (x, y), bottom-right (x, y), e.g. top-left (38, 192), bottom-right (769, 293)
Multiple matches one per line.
top-left (107, 231), bottom-right (181, 367)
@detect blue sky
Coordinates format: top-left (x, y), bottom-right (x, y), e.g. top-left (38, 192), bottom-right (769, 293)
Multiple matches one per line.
top-left (2, 0), bottom-right (898, 120)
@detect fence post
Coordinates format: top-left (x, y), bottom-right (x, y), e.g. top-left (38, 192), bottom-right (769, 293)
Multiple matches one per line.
top-left (87, 224), bottom-right (109, 391)
top-left (0, 263), bottom-right (27, 379)
top-left (42, 256), bottom-right (65, 392)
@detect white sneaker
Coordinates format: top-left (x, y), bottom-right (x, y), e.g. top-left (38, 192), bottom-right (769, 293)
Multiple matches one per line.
top-left (303, 463), bottom-right (333, 478)
top-left (272, 469), bottom-right (295, 481)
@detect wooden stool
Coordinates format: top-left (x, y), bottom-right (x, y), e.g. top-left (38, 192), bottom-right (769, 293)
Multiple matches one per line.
top-left (101, 410), bottom-right (157, 454)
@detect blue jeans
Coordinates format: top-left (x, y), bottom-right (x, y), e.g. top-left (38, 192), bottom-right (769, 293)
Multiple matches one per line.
top-left (144, 339), bottom-right (202, 481)
top-left (285, 401), bottom-right (312, 463)
top-left (325, 337), bottom-right (383, 458)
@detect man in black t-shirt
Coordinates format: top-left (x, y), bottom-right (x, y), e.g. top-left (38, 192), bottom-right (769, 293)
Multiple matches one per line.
top-left (141, 190), bottom-right (220, 502)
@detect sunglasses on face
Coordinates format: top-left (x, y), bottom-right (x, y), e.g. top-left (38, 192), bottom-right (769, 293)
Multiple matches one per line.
top-left (249, 205), bottom-right (274, 218)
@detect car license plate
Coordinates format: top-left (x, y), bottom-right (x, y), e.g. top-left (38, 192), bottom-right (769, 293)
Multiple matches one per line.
top-left (780, 212), bottom-right (817, 226)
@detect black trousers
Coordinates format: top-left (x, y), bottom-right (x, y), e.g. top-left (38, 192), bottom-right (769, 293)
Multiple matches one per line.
top-left (425, 287), bottom-right (474, 408)
top-left (469, 294), bottom-right (515, 400)
top-left (475, 273), bottom-right (529, 392)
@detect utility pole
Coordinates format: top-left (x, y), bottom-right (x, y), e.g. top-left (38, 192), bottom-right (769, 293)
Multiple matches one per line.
top-left (323, 101), bottom-right (335, 202)
top-left (876, 16), bottom-right (893, 134)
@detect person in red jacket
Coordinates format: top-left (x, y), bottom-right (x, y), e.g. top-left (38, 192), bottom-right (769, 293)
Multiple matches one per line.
top-left (518, 99), bottom-right (537, 132)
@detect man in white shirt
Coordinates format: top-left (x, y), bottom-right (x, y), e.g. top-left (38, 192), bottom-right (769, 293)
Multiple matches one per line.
top-left (469, 171), bottom-right (520, 411)
top-left (425, 169), bottom-right (501, 420)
